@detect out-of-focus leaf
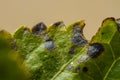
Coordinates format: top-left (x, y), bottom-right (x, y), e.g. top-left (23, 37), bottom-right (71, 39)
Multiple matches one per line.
top-left (0, 30), bottom-right (29, 80)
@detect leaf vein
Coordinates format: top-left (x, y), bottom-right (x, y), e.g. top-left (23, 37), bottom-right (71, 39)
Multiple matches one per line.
top-left (103, 57), bottom-right (120, 80)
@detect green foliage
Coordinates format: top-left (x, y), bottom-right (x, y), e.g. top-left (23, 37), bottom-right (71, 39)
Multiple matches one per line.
top-left (0, 30), bottom-right (29, 80)
top-left (0, 17), bottom-right (120, 80)
top-left (13, 21), bottom-right (87, 80)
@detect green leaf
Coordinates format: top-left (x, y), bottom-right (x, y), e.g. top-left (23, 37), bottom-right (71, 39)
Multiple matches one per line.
top-left (1, 17), bottom-right (120, 80)
top-left (51, 17), bottom-right (120, 80)
top-left (13, 21), bottom-right (87, 80)
top-left (91, 18), bottom-right (120, 80)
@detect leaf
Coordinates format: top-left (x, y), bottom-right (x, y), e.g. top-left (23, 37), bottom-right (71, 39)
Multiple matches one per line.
top-left (90, 17), bottom-right (120, 80)
top-left (0, 30), bottom-right (29, 80)
top-left (51, 17), bottom-right (120, 80)
top-left (1, 17), bottom-right (120, 80)
top-left (13, 21), bottom-right (87, 80)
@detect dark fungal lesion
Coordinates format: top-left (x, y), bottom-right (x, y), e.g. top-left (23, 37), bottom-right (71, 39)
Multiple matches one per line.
top-left (87, 43), bottom-right (104, 58)
top-left (101, 32), bottom-right (105, 35)
top-left (32, 22), bottom-right (47, 35)
top-left (73, 23), bottom-right (85, 33)
top-left (71, 33), bottom-right (87, 46)
top-left (71, 23), bottom-right (87, 46)
top-left (45, 38), bottom-right (56, 50)
top-left (43, 33), bottom-right (56, 51)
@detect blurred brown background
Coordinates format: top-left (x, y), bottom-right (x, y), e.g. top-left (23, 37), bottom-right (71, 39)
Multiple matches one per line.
top-left (0, 0), bottom-right (120, 39)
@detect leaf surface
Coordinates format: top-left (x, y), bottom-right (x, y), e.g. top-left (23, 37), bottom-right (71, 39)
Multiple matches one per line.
top-left (13, 21), bottom-right (87, 80)
top-left (0, 17), bottom-right (120, 80)
top-left (51, 17), bottom-right (120, 80)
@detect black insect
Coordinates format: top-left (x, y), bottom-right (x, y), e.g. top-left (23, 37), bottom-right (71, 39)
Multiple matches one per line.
top-left (71, 32), bottom-right (87, 46)
top-left (116, 18), bottom-right (120, 32)
top-left (87, 43), bottom-right (104, 58)
top-left (45, 39), bottom-right (55, 50)
top-left (32, 22), bottom-right (47, 35)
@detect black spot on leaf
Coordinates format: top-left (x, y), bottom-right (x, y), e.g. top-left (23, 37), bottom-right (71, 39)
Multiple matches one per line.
top-left (71, 32), bottom-right (87, 46)
top-left (82, 67), bottom-right (88, 72)
top-left (73, 24), bottom-right (83, 33)
top-left (45, 39), bottom-right (55, 50)
top-left (101, 32), bottom-right (105, 35)
top-left (87, 43), bottom-right (104, 58)
top-left (45, 38), bottom-right (53, 41)
top-left (32, 22), bottom-right (47, 35)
